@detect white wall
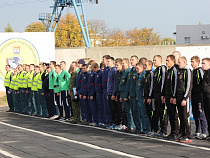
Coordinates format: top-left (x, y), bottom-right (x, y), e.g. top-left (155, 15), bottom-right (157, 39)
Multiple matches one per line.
top-left (0, 32), bottom-right (55, 91)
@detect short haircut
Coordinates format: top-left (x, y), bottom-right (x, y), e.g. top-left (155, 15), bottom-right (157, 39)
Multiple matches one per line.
top-left (103, 55), bottom-right (110, 59)
top-left (139, 57), bottom-right (147, 63)
top-left (154, 55), bottom-right (162, 62)
top-left (82, 64), bottom-right (88, 68)
top-left (30, 64), bottom-right (35, 67)
top-left (18, 64), bottom-right (23, 67)
top-left (173, 51), bottom-right (181, 56)
top-left (146, 60), bottom-right (153, 66)
top-left (88, 60), bottom-right (96, 65)
top-left (123, 58), bottom-right (129, 65)
top-left (191, 56), bottom-right (200, 64)
top-left (136, 62), bottom-right (143, 67)
top-left (202, 58), bottom-right (210, 62)
top-left (55, 64), bottom-right (61, 68)
top-left (115, 58), bottom-right (122, 64)
top-left (131, 55), bottom-right (138, 60)
top-left (100, 63), bottom-right (105, 69)
top-left (5, 64), bottom-right (10, 67)
top-left (72, 61), bottom-right (78, 67)
top-left (179, 56), bottom-right (187, 62)
top-left (35, 65), bottom-right (40, 69)
top-left (108, 57), bottom-right (114, 61)
top-left (92, 63), bottom-right (99, 69)
top-left (26, 65), bottom-right (30, 68)
top-left (47, 66), bottom-right (50, 69)
top-left (167, 55), bottom-right (175, 62)
top-left (50, 61), bottom-right (56, 67)
top-left (60, 61), bottom-right (66, 64)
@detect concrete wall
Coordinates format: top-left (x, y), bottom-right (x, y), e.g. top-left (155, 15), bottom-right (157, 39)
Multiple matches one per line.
top-left (85, 45), bottom-right (176, 64)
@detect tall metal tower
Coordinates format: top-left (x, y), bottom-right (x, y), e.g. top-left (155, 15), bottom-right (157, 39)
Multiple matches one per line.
top-left (39, 0), bottom-right (98, 47)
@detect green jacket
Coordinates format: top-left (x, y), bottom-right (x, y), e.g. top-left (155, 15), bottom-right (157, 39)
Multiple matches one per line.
top-left (49, 69), bottom-right (57, 90)
top-left (69, 71), bottom-right (78, 92)
top-left (54, 73), bottom-right (61, 93)
top-left (136, 70), bottom-right (146, 99)
top-left (59, 70), bottom-right (71, 91)
top-left (125, 67), bottom-right (138, 98)
top-left (118, 68), bottom-right (131, 98)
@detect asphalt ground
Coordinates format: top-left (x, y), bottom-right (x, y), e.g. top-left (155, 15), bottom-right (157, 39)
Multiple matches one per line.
top-left (0, 106), bottom-right (209, 158)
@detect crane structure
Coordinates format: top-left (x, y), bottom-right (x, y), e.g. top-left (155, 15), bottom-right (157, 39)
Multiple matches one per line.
top-left (39, 0), bottom-right (98, 47)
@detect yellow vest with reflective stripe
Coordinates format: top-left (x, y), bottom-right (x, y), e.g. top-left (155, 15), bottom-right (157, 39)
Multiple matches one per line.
top-left (23, 72), bottom-right (30, 88)
top-left (4, 71), bottom-right (12, 87)
top-left (18, 71), bottom-right (26, 88)
top-left (31, 73), bottom-right (40, 91)
top-left (28, 71), bottom-right (34, 88)
top-left (9, 75), bottom-right (16, 89)
top-left (38, 71), bottom-right (44, 90)
top-left (14, 74), bottom-right (19, 91)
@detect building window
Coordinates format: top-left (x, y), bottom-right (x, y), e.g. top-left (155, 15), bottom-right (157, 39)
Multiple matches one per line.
top-left (184, 37), bottom-right (190, 43)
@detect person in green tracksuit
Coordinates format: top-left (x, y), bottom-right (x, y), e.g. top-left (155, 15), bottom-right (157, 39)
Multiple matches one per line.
top-left (22, 65), bottom-right (30, 114)
top-left (4, 65), bottom-right (14, 112)
top-left (9, 69), bottom-right (17, 112)
top-left (27, 64), bottom-right (35, 115)
top-left (38, 64), bottom-right (49, 117)
top-left (124, 55), bottom-right (141, 134)
top-left (17, 64), bottom-right (26, 113)
top-left (118, 58), bottom-right (135, 132)
top-left (31, 66), bottom-right (40, 116)
top-left (60, 61), bottom-right (71, 120)
top-left (69, 61), bottom-right (81, 123)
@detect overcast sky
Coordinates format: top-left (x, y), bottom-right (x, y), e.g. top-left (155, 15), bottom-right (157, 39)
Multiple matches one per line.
top-left (0, 0), bottom-right (210, 38)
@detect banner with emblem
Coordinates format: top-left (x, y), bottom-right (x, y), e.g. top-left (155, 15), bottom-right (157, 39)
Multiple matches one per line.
top-left (0, 32), bottom-right (55, 91)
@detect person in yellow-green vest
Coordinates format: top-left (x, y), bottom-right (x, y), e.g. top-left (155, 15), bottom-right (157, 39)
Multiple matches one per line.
top-left (22, 65), bottom-right (30, 114)
top-left (14, 68), bottom-right (21, 112)
top-left (4, 65), bottom-right (14, 112)
top-left (38, 64), bottom-right (48, 117)
top-left (31, 66), bottom-right (40, 116)
top-left (9, 69), bottom-right (18, 112)
top-left (17, 64), bottom-right (26, 113)
top-left (27, 64), bottom-right (35, 115)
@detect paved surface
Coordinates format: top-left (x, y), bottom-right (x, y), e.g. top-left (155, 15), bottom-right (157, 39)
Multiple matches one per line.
top-left (0, 106), bottom-right (209, 158)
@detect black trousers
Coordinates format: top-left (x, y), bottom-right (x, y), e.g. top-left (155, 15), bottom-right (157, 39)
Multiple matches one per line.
top-left (108, 95), bottom-right (121, 125)
top-left (145, 98), bottom-right (156, 132)
top-left (116, 95), bottom-right (127, 126)
top-left (48, 89), bottom-right (55, 117)
top-left (165, 95), bottom-right (179, 136)
top-left (55, 93), bottom-right (63, 117)
top-left (203, 93), bottom-right (210, 134)
top-left (154, 92), bottom-right (168, 134)
top-left (176, 96), bottom-right (191, 138)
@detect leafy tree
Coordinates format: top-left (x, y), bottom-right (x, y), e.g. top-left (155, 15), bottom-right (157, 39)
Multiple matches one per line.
top-left (25, 22), bottom-right (46, 32)
top-left (105, 29), bottom-right (127, 47)
top-left (162, 37), bottom-right (176, 45)
top-left (4, 23), bottom-right (13, 32)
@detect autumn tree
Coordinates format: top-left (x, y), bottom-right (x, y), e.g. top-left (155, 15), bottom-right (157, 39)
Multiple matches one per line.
top-left (4, 23), bottom-right (13, 32)
top-left (25, 22), bottom-right (46, 32)
top-left (126, 27), bottom-right (161, 46)
top-left (162, 37), bottom-right (175, 45)
top-left (88, 19), bottom-right (108, 47)
top-left (104, 29), bottom-right (127, 47)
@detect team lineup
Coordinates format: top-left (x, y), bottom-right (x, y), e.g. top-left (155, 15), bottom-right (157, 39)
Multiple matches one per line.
top-left (4, 51), bottom-right (210, 144)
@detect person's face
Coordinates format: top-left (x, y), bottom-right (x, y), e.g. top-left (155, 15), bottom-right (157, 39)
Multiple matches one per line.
top-left (23, 64), bottom-right (26, 70)
top-left (14, 70), bottom-right (17, 75)
top-left (78, 63), bottom-right (82, 69)
top-left (60, 62), bottom-right (65, 70)
top-left (47, 68), bottom-right (51, 74)
top-left (82, 66), bottom-right (88, 73)
top-left (25, 66), bottom-right (30, 72)
top-left (136, 65), bottom-right (143, 74)
top-left (18, 65), bottom-right (23, 71)
top-left (173, 52), bottom-right (180, 64)
top-left (102, 58), bottom-right (107, 65)
top-left (5, 66), bottom-right (10, 72)
top-left (39, 65), bottom-right (44, 72)
top-left (92, 67), bottom-right (97, 72)
top-left (153, 57), bottom-right (161, 67)
top-left (107, 59), bottom-right (112, 67)
top-left (115, 63), bottom-right (122, 71)
top-left (202, 60), bottom-right (210, 70)
top-left (35, 68), bottom-right (39, 74)
top-left (166, 57), bottom-right (174, 68)
top-left (88, 65), bottom-right (92, 71)
top-left (130, 57), bottom-right (138, 67)
top-left (122, 60), bottom-right (128, 70)
top-left (30, 65), bottom-right (34, 71)
top-left (145, 62), bottom-right (152, 71)
top-left (55, 66), bottom-right (60, 74)
top-left (178, 58), bottom-right (186, 69)
top-left (191, 59), bottom-right (199, 69)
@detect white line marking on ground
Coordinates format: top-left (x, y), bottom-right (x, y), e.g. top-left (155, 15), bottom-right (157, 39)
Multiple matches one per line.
top-left (13, 112), bottom-right (210, 151)
top-left (0, 121), bottom-right (143, 158)
top-left (0, 148), bottom-right (21, 158)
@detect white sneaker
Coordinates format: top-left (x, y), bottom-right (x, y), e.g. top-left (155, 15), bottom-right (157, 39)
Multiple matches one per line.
top-left (50, 115), bottom-right (59, 120)
top-left (200, 134), bottom-right (207, 139)
top-left (147, 132), bottom-right (155, 137)
top-left (192, 133), bottom-right (200, 138)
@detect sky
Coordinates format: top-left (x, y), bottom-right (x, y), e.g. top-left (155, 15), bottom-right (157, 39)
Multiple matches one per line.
top-left (0, 0), bottom-right (210, 38)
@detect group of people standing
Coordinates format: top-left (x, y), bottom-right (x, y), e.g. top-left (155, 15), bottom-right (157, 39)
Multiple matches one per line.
top-left (4, 51), bottom-right (210, 144)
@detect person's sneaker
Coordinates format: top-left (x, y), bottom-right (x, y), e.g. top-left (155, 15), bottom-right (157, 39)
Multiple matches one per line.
top-left (158, 132), bottom-right (167, 139)
top-left (205, 135), bottom-right (210, 140)
top-left (180, 137), bottom-right (192, 143)
top-left (110, 124), bottom-right (116, 130)
top-left (89, 122), bottom-right (97, 126)
top-left (147, 132), bottom-right (155, 137)
top-left (192, 133), bottom-right (200, 138)
top-left (200, 134), bottom-right (207, 140)
top-left (169, 135), bottom-right (179, 142)
top-left (118, 125), bottom-right (127, 131)
top-left (153, 132), bottom-right (159, 138)
top-left (50, 115), bottom-right (59, 120)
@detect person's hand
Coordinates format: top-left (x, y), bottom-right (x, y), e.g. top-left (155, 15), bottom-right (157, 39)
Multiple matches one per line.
top-left (79, 94), bottom-right (82, 99)
top-left (107, 95), bottom-right (109, 100)
top-left (90, 96), bottom-right (93, 100)
top-left (136, 97), bottom-right (138, 100)
top-left (124, 98), bottom-right (128, 102)
top-left (119, 98), bottom-right (123, 102)
top-left (57, 93), bottom-right (60, 96)
top-left (68, 91), bottom-right (70, 95)
top-left (173, 98), bottom-right (176, 105)
top-left (22, 90), bottom-right (24, 93)
top-left (128, 96), bottom-right (130, 100)
top-left (181, 100), bottom-right (186, 106)
top-left (26, 91), bottom-right (29, 94)
top-left (33, 92), bottom-right (34, 95)
top-left (170, 98), bottom-right (174, 104)
top-left (41, 92), bottom-right (44, 96)
top-left (147, 99), bottom-right (152, 104)
top-left (83, 96), bottom-right (87, 100)
top-left (111, 95), bottom-right (115, 100)
top-left (143, 99), bottom-right (145, 104)
top-left (9, 89), bottom-right (12, 92)
top-left (75, 91), bottom-right (77, 95)
top-left (161, 96), bottom-right (165, 103)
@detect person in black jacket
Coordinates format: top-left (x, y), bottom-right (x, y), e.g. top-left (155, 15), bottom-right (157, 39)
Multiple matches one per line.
top-left (191, 56), bottom-right (207, 139)
top-left (202, 57), bottom-right (210, 140)
top-left (173, 56), bottom-right (192, 143)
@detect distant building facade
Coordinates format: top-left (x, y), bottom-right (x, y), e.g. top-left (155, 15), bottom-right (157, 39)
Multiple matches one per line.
top-left (175, 24), bottom-right (210, 45)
